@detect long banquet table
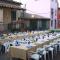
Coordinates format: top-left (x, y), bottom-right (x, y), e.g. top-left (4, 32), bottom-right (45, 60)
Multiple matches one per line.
top-left (0, 31), bottom-right (60, 60)
top-left (9, 44), bottom-right (36, 60)
top-left (9, 36), bottom-right (60, 60)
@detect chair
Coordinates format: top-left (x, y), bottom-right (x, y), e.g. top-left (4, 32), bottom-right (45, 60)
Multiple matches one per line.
top-left (28, 51), bottom-right (42, 60)
top-left (51, 44), bottom-right (58, 54)
top-left (30, 53), bottom-right (41, 60)
top-left (43, 44), bottom-right (54, 60)
top-left (36, 48), bottom-right (47, 60)
top-left (56, 40), bottom-right (60, 52)
top-left (48, 47), bottom-right (54, 60)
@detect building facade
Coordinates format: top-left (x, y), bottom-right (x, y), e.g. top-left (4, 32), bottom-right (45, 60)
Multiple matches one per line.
top-left (50, 0), bottom-right (58, 29)
top-left (0, 0), bottom-right (57, 32)
top-left (19, 13), bottom-right (50, 31)
top-left (0, 0), bottom-right (24, 32)
top-left (57, 8), bottom-right (60, 28)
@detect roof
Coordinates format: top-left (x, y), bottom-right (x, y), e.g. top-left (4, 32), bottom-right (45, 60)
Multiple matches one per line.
top-left (0, 0), bottom-right (23, 10)
top-left (0, 0), bottom-right (22, 5)
top-left (20, 13), bottom-right (50, 20)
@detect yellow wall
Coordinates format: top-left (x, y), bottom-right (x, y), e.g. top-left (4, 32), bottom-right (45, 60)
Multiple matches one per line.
top-left (0, 8), bottom-right (3, 22)
top-left (3, 8), bottom-right (11, 24)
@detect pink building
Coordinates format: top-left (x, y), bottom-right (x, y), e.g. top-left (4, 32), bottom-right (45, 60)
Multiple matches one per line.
top-left (57, 8), bottom-right (60, 28)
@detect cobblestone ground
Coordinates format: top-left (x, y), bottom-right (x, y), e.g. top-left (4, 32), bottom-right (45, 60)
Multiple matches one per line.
top-left (53, 52), bottom-right (60, 60)
top-left (0, 52), bottom-right (60, 60)
top-left (0, 53), bottom-right (22, 60)
top-left (0, 53), bottom-right (10, 60)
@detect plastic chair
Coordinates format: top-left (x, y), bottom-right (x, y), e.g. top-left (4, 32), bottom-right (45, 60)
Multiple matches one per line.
top-left (36, 48), bottom-right (47, 60)
top-left (30, 53), bottom-right (41, 60)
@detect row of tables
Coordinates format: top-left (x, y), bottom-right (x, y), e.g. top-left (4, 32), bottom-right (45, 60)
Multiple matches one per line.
top-left (0, 31), bottom-right (49, 44)
top-left (0, 31), bottom-right (60, 60)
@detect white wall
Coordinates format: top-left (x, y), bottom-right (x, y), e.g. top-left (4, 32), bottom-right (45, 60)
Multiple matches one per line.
top-left (0, 8), bottom-right (4, 31)
top-left (50, 0), bottom-right (58, 29)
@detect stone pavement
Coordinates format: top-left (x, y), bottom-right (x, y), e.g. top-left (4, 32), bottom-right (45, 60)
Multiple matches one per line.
top-left (0, 52), bottom-right (60, 60)
top-left (0, 53), bottom-right (10, 60)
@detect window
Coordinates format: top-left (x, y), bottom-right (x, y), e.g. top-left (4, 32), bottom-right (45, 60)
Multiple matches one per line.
top-left (58, 20), bottom-right (60, 24)
top-left (12, 23), bottom-right (16, 29)
top-left (16, 24), bottom-right (19, 29)
top-left (55, 10), bottom-right (56, 16)
top-left (38, 20), bottom-right (42, 27)
top-left (55, 19), bottom-right (56, 28)
top-left (11, 10), bottom-right (16, 21)
top-left (51, 8), bottom-right (54, 19)
top-left (51, 20), bottom-right (53, 27)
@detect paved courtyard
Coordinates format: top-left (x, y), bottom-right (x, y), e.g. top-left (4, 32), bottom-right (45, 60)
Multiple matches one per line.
top-left (0, 52), bottom-right (60, 60)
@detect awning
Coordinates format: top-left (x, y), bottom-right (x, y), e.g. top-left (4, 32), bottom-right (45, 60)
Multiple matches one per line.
top-left (0, 0), bottom-right (24, 10)
top-left (0, 3), bottom-right (21, 9)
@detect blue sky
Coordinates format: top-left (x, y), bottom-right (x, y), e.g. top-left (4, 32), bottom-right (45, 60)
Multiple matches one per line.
top-left (14, 0), bottom-right (60, 18)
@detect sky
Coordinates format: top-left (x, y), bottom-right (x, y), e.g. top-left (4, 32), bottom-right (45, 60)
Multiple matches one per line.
top-left (14, 0), bottom-right (60, 18)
